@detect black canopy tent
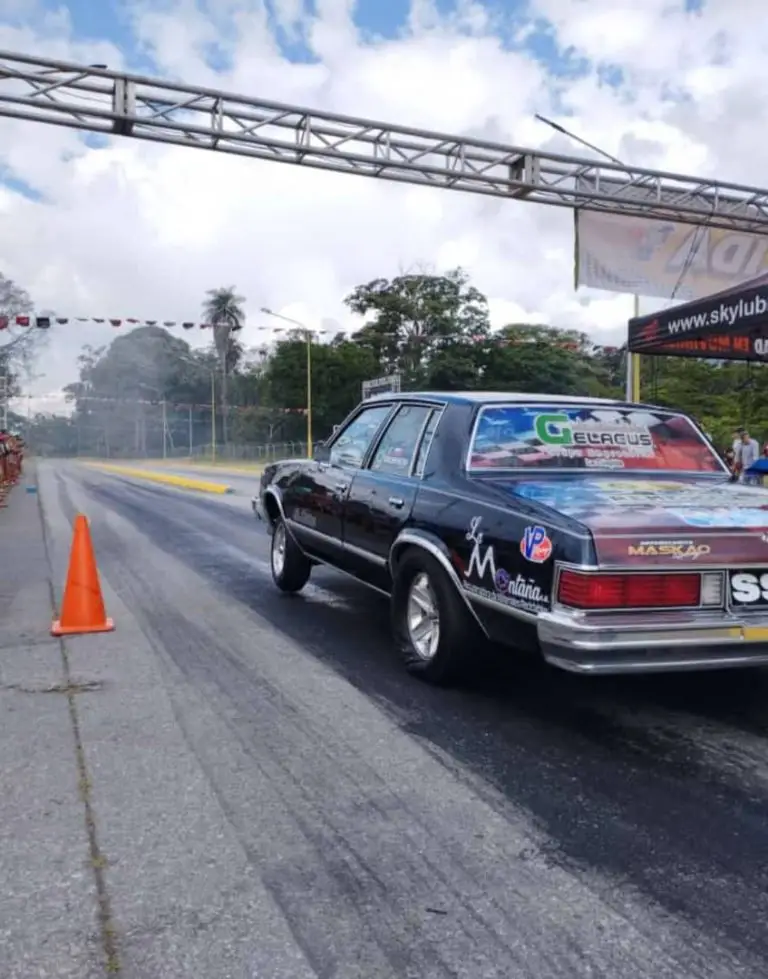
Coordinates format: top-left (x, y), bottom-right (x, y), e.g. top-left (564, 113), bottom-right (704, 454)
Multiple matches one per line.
top-left (628, 271), bottom-right (768, 361)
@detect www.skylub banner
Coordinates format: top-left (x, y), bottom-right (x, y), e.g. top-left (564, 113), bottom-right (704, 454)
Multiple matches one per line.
top-left (574, 209), bottom-right (768, 301)
top-left (627, 270), bottom-right (768, 360)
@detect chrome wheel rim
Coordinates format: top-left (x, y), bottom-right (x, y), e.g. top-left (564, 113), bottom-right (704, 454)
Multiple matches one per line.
top-left (406, 572), bottom-right (440, 661)
top-left (272, 523), bottom-right (286, 577)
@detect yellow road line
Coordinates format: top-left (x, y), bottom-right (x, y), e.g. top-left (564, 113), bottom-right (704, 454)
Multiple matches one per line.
top-left (82, 463), bottom-right (234, 495)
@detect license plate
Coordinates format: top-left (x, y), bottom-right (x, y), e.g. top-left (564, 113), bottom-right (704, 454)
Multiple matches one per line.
top-left (742, 626), bottom-right (768, 642)
top-left (729, 570), bottom-right (768, 609)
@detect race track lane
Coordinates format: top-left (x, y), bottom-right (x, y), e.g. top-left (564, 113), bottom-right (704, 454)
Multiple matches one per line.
top-left (50, 462), bottom-right (768, 978)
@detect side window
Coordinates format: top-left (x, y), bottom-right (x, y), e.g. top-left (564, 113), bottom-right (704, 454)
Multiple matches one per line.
top-left (369, 405), bottom-right (433, 475)
top-left (329, 404), bottom-right (392, 469)
top-left (413, 408), bottom-right (441, 476)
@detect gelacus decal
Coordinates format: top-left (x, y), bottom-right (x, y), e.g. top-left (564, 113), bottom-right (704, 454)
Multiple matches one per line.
top-left (520, 525), bottom-right (553, 563)
top-left (534, 413), bottom-right (653, 451)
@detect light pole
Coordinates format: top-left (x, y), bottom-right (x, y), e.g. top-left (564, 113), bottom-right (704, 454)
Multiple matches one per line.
top-left (535, 113), bottom-right (642, 403)
top-left (210, 370), bottom-right (216, 462)
top-left (261, 307), bottom-right (314, 458)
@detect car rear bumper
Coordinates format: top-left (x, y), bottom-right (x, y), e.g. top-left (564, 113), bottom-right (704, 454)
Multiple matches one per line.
top-left (536, 609), bottom-right (768, 675)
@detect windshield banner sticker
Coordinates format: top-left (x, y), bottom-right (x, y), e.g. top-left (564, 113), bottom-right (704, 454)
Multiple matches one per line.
top-left (469, 405), bottom-right (724, 474)
top-left (464, 517), bottom-right (548, 611)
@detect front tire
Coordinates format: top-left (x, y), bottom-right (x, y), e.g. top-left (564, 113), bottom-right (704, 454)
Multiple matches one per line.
top-left (271, 519), bottom-right (312, 593)
top-left (391, 549), bottom-right (480, 686)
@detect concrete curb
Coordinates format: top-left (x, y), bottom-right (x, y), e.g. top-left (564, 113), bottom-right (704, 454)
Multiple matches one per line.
top-left (93, 459), bottom-right (266, 475)
top-left (165, 462), bottom-right (265, 475)
top-left (82, 463), bottom-right (234, 495)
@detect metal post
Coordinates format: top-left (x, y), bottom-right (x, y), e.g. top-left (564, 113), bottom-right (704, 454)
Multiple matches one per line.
top-left (161, 399), bottom-right (167, 459)
top-left (188, 403), bottom-right (193, 457)
top-left (631, 294), bottom-right (641, 402)
top-left (625, 295), bottom-right (642, 402)
top-left (0, 375), bottom-right (7, 430)
top-left (306, 330), bottom-right (313, 458)
top-left (210, 372), bottom-right (216, 462)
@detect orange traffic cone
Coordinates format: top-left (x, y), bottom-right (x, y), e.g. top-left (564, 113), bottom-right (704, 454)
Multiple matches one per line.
top-left (51, 514), bottom-right (115, 636)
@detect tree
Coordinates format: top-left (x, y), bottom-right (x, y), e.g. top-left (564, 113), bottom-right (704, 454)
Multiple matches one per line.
top-left (0, 272), bottom-right (45, 408)
top-left (64, 327), bottom-right (208, 457)
top-left (345, 268), bottom-right (491, 384)
top-left (202, 286), bottom-right (245, 444)
top-left (478, 324), bottom-right (613, 396)
top-left (263, 335), bottom-right (379, 441)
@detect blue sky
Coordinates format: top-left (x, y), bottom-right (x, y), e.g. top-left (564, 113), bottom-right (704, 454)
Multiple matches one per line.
top-left (8, 0), bottom-right (595, 81)
top-left (42, 0), bottom-right (519, 52)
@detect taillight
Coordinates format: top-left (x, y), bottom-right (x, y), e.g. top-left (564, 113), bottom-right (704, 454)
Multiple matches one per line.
top-left (558, 570), bottom-right (701, 610)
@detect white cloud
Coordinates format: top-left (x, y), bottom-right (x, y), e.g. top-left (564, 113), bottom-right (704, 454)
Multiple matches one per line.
top-left (0, 0), bottom-right (762, 404)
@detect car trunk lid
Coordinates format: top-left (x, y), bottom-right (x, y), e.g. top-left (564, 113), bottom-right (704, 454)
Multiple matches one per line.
top-left (473, 474), bottom-right (768, 567)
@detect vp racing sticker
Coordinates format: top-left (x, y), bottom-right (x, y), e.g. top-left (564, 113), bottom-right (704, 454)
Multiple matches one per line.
top-left (463, 517), bottom-right (549, 611)
top-left (520, 525), bottom-right (552, 563)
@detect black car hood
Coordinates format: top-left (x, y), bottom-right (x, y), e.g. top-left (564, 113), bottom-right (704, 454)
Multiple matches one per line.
top-left (471, 473), bottom-right (768, 567)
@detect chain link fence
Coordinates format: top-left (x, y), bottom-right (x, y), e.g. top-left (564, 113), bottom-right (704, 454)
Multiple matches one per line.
top-left (23, 401), bottom-right (324, 462)
top-left (174, 441), bottom-right (319, 463)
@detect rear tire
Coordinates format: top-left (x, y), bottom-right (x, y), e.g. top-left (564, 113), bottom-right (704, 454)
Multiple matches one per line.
top-left (391, 549), bottom-right (480, 686)
top-left (271, 518), bottom-right (312, 593)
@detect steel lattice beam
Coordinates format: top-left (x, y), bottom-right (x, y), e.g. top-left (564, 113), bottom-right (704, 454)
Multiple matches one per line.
top-left (2, 50), bottom-right (768, 234)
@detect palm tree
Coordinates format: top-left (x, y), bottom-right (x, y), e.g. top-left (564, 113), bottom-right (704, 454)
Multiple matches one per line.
top-left (202, 287), bottom-right (245, 444)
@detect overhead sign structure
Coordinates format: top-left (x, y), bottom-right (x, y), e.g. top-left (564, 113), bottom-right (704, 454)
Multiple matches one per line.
top-left (362, 375), bottom-right (401, 399)
top-left (574, 210), bottom-right (768, 301)
top-left (628, 271), bottom-right (768, 361)
top-left (3, 52), bottom-right (768, 232)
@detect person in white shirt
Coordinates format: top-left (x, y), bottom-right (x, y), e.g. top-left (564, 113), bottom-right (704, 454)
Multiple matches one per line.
top-left (732, 428), bottom-right (743, 465)
top-left (736, 428), bottom-right (760, 480)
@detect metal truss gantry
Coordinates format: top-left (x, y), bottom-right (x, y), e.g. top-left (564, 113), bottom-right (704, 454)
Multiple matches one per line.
top-left (2, 50), bottom-right (768, 234)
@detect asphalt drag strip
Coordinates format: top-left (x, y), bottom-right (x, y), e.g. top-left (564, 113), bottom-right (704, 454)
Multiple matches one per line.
top-left (38, 461), bottom-right (768, 978)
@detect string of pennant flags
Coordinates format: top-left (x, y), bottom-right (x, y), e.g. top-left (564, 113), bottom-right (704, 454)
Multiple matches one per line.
top-left (0, 313), bottom-right (622, 354)
top-left (0, 314), bottom-right (243, 331)
top-left (0, 314), bottom-right (340, 338)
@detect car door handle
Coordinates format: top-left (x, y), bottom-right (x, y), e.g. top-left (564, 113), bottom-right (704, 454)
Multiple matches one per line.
top-left (335, 482), bottom-right (348, 493)
top-left (388, 496), bottom-right (404, 508)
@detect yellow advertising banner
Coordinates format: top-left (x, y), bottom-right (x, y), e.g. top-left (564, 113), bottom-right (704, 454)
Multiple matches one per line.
top-left (574, 211), bottom-right (768, 301)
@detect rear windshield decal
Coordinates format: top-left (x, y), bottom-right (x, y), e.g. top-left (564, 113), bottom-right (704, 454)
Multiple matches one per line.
top-left (469, 405), bottom-right (724, 473)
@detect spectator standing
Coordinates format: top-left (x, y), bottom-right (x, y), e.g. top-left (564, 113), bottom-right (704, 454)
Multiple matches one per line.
top-left (736, 428), bottom-right (760, 481)
top-left (732, 427), bottom-right (743, 463)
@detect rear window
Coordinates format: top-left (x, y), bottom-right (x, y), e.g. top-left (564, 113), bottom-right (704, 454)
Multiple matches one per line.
top-left (468, 404), bottom-right (725, 474)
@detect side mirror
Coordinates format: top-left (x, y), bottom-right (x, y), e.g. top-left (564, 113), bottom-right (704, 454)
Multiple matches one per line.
top-left (313, 444), bottom-right (330, 462)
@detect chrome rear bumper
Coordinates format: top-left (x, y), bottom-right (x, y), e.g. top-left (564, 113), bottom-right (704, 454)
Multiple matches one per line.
top-left (537, 609), bottom-right (768, 675)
